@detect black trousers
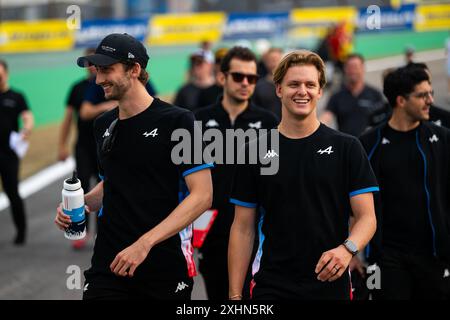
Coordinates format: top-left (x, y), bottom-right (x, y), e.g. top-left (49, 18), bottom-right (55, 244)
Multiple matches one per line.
top-left (75, 143), bottom-right (99, 233)
top-left (251, 271), bottom-right (352, 300)
top-left (373, 248), bottom-right (450, 300)
top-left (82, 273), bottom-right (193, 300)
top-left (0, 150), bottom-right (26, 237)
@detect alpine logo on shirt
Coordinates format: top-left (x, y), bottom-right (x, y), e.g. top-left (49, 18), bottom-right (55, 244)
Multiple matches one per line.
top-left (382, 137), bottom-right (390, 145)
top-left (317, 146), bottom-right (334, 155)
top-left (429, 134), bottom-right (439, 143)
top-left (143, 128), bottom-right (158, 138)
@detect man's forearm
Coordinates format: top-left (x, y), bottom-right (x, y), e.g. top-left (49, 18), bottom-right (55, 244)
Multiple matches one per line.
top-left (140, 189), bottom-right (212, 250)
top-left (228, 223), bottom-right (254, 298)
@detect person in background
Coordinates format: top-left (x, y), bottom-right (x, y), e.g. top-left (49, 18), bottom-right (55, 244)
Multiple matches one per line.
top-left (360, 66), bottom-right (450, 300)
top-left (0, 59), bottom-right (34, 245)
top-left (197, 48), bottom-right (229, 108)
top-left (320, 53), bottom-right (385, 137)
top-left (173, 53), bottom-right (214, 111)
top-left (252, 47), bottom-right (284, 119)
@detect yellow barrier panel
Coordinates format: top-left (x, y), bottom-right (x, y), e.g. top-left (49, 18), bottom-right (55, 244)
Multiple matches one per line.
top-left (0, 19), bottom-right (75, 53)
top-left (289, 7), bottom-right (357, 39)
top-left (415, 4), bottom-right (450, 32)
top-left (147, 12), bottom-right (226, 46)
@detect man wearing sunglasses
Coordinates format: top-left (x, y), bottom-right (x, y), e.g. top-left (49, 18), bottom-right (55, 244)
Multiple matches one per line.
top-left (360, 66), bottom-right (450, 299)
top-left (54, 33), bottom-right (213, 300)
top-left (194, 46), bottom-right (278, 300)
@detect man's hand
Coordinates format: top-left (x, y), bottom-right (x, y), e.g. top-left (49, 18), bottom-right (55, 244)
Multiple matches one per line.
top-left (54, 203), bottom-right (71, 230)
top-left (54, 203), bottom-right (91, 231)
top-left (315, 245), bottom-right (353, 282)
top-left (110, 238), bottom-right (151, 277)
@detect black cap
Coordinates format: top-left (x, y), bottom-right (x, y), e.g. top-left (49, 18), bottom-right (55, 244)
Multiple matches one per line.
top-left (77, 33), bottom-right (149, 69)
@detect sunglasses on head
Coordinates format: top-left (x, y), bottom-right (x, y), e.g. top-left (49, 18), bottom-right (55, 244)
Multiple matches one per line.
top-left (226, 72), bottom-right (259, 85)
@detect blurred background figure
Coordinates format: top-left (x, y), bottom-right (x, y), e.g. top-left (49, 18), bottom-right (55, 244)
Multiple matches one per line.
top-left (173, 52), bottom-right (214, 111)
top-left (197, 47), bottom-right (229, 108)
top-left (328, 21), bottom-right (354, 75)
top-left (320, 53), bottom-right (385, 137)
top-left (0, 59), bottom-right (34, 245)
top-left (197, 40), bottom-right (215, 64)
top-left (316, 25), bottom-right (335, 88)
top-left (57, 48), bottom-right (103, 250)
top-left (404, 46), bottom-right (415, 66)
top-left (252, 47), bottom-right (284, 118)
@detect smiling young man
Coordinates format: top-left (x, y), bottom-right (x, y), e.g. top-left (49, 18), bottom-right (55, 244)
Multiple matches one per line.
top-left (360, 66), bottom-right (450, 300)
top-left (54, 33), bottom-right (213, 300)
top-left (194, 46), bottom-right (278, 300)
top-left (228, 50), bottom-right (378, 300)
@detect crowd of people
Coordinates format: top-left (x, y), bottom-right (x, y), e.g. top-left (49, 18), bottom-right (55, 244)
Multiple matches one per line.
top-left (1, 29), bottom-right (449, 300)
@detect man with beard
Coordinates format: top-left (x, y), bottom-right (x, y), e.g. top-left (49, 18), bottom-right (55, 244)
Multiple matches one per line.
top-left (54, 33), bottom-right (213, 299)
top-left (360, 66), bottom-right (450, 299)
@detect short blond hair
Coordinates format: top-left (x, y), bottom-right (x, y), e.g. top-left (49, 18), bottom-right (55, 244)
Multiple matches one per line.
top-left (273, 50), bottom-right (326, 88)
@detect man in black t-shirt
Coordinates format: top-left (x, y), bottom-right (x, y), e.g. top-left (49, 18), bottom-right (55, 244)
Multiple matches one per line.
top-left (320, 54), bottom-right (385, 137)
top-left (0, 59), bottom-right (34, 245)
top-left (228, 50), bottom-right (378, 300)
top-left (360, 66), bottom-right (450, 300)
top-left (194, 46), bottom-right (278, 300)
top-left (54, 33), bottom-right (213, 300)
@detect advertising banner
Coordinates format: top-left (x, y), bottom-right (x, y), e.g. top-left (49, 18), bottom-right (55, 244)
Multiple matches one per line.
top-left (223, 12), bottom-right (289, 41)
top-left (415, 4), bottom-right (450, 32)
top-left (147, 12), bottom-right (226, 46)
top-left (0, 20), bottom-right (74, 53)
top-left (75, 18), bottom-right (148, 48)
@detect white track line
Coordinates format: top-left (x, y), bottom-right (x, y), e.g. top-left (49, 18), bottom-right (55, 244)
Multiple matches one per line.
top-left (0, 157), bottom-right (75, 211)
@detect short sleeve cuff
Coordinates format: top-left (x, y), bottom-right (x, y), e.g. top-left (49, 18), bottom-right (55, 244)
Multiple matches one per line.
top-left (182, 163), bottom-right (214, 177)
top-left (349, 186), bottom-right (379, 197)
top-left (230, 198), bottom-right (258, 208)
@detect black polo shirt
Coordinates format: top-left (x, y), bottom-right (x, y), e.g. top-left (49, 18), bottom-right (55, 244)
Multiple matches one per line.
top-left (0, 89), bottom-right (29, 152)
top-left (327, 84), bottom-right (384, 136)
top-left (194, 101), bottom-right (278, 253)
top-left (231, 124), bottom-right (378, 287)
top-left (87, 98), bottom-right (212, 283)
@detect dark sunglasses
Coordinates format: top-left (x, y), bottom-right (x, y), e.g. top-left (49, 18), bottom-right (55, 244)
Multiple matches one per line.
top-left (226, 72), bottom-right (259, 84)
top-left (101, 118), bottom-right (119, 157)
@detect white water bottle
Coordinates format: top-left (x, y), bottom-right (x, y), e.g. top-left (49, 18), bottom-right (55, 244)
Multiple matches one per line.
top-left (62, 171), bottom-right (86, 240)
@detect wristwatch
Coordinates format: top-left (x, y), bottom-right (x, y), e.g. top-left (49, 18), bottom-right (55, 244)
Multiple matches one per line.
top-left (343, 239), bottom-right (358, 256)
